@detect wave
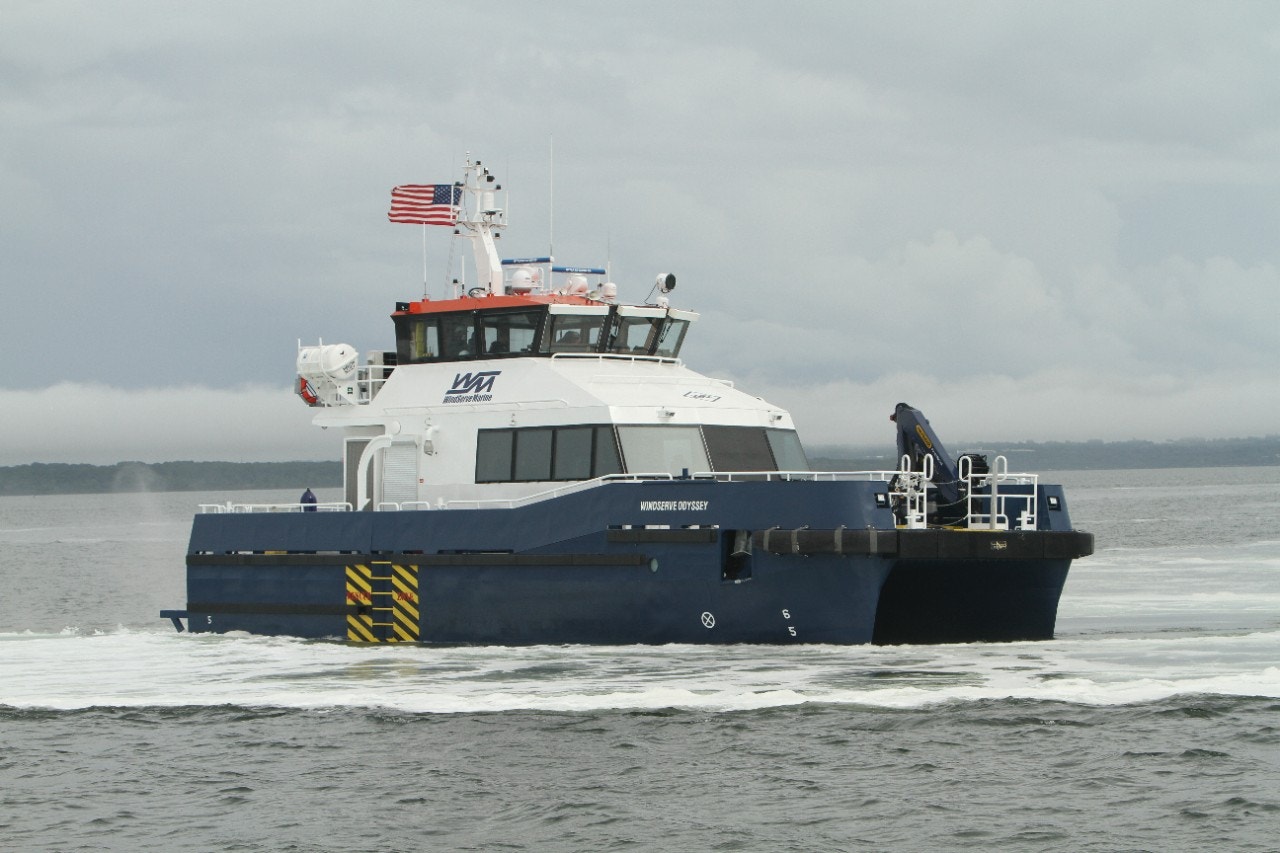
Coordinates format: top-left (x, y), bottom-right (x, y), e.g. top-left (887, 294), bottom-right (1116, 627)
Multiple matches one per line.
top-left (2, 628), bottom-right (1278, 714)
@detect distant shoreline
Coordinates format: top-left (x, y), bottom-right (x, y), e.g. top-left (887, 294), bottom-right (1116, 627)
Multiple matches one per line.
top-left (0, 461), bottom-right (341, 497)
top-left (811, 435), bottom-right (1280, 474)
top-left (1, 436), bottom-right (1277, 496)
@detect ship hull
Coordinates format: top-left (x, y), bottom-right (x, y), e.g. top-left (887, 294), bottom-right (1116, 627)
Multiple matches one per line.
top-left (185, 550), bottom-right (892, 644)
top-left (874, 558), bottom-right (1073, 644)
top-left (171, 480), bottom-right (1091, 645)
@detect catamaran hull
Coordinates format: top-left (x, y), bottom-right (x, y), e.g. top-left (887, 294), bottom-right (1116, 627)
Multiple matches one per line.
top-left (183, 551), bottom-right (892, 644)
top-left (168, 480), bottom-right (1091, 645)
top-left (875, 558), bottom-right (1074, 644)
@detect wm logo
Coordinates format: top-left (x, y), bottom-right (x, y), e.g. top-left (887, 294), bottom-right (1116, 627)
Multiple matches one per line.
top-left (444, 370), bottom-right (500, 397)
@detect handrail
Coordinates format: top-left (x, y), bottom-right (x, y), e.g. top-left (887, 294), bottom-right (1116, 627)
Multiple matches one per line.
top-left (962, 454), bottom-right (1039, 531)
top-left (373, 501), bottom-right (435, 511)
top-left (589, 373), bottom-right (735, 388)
top-left (550, 352), bottom-right (680, 365)
top-left (439, 469), bottom-right (904, 510)
top-left (888, 457), bottom-right (930, 530)
top-left (198, 501), bottom-right (353, 514)
top-left (193, 465), bottom-right (1045, 517)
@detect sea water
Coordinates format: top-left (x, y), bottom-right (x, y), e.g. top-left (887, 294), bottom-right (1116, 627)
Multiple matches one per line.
top-left (1, 468), bottom-right (1278, 851)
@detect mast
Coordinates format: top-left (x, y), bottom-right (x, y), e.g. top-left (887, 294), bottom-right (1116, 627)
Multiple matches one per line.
top-left (454, 158), bottom-right (506, 295)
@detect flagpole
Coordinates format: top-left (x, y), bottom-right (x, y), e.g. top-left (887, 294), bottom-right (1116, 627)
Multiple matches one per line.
top-left (421, 223), bottom-right (428, 298)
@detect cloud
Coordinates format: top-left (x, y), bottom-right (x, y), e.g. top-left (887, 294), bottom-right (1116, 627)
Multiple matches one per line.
top-left (4, 361), bottom-right (1274, 466)
top-left (3, 1), bottom-right (1280, 461)
top-left (745, 367), bottom-right (1280, 448)
top-left (0, 383), bottom-right (336, 465)
top-left (695, 231), bottom-right (1279, 382)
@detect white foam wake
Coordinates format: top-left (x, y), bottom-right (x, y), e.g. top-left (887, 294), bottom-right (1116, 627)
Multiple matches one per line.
top-left (2, 627), bottom-right (1277, 713)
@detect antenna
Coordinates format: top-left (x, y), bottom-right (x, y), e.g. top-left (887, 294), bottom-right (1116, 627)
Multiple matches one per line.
top-left (548, 134), bottom-right (554, 262)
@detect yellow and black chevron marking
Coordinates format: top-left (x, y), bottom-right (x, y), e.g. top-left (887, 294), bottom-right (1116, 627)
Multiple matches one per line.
top-left (345, 563), bottom-right (377, 642)
top-left (345, 562), bottom-right (420, 643)
top-left (389, 563), bottom-right (420, 642)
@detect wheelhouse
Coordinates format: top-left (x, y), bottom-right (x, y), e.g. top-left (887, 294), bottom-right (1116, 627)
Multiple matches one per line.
top-left (392, 298), bottom-right (696, 365)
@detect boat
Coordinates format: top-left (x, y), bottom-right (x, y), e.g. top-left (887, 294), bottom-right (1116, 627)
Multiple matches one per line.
top-left (160, 157), bottom-right (1092, 645)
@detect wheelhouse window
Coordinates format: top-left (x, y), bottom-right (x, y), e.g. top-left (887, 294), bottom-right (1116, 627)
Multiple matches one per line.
top-left (395, 316), bottom-right (441, 364)
top-left (439, 313), bottom-right (478, 359)
top-left (654, 317), bottom-right (690, 358)
top-left (607, 307), bottom-right (666, 355)
top-left (607, 308), bottom-right (693, 358)
top-left (476, 425), bottom-right (622, 483)
top-left (540, 307), bottom-right (610, 354)
top-left (479, 310), bottom-right (541, 356)
top-left (396, 304), bottom-right (697, 363)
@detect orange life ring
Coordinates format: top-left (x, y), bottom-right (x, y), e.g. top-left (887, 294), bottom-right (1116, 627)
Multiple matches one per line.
top-left (298, 376), bottom-right (320, 406)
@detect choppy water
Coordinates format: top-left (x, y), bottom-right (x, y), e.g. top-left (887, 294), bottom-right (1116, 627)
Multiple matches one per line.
top-left (2, 468), bottom-right (1279, 851)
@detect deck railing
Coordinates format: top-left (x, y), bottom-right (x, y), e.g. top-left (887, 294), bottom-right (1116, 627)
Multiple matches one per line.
top-left (195, 462), bottom-right (1039, 528)
top-left (199, 501), bottom-right (353, 514)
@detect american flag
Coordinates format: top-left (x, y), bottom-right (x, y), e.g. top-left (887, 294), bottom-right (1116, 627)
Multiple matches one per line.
top-left (387, 184), bottom-right (461, 225)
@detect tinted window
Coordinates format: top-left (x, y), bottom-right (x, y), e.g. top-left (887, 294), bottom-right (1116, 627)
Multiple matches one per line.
top-left (476, 430), bottom-right (514, 482)
top-left (593, 426), bottom-right (622, 477)
top-left (514, 428), bottom-right (553, 481)
top-left (478, 425), bottom-right (626, 483)
top-left (553, 427), bottom-right (594, 480)
top-left (703, 426), bottom-right (776, 471)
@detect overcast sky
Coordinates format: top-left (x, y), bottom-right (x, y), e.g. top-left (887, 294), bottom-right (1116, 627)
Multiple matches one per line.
top-left (3, 1), bottom-right (1278, 464)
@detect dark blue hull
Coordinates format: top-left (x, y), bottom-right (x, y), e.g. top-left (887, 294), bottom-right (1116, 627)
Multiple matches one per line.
top-left (169, 479), bottom-right (1092, 645)
top-left (184, 551), bottom-right (890, 644)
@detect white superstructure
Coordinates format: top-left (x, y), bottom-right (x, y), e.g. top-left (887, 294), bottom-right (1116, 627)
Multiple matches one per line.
top-left (295, 159), bottom-right (804, 511)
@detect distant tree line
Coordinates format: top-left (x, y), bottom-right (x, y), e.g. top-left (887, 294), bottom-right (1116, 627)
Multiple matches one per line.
top-left (2, 436), bottom-right (1277, 496)
top-left (810, 435), bottom-right (1280, 472)
top-left (0, 461), bottom-right (342, 496)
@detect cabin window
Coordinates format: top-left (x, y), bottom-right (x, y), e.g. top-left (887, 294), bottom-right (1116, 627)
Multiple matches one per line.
top-left (594, 427), bottom-right (623, 477)
top-left (654, 318), bottom-right (689, 358)
top-left (477, 426), bottom-right (799, 482)
top-left (475, 430), bottom-right (515, 482)
top-left (476, 425), bottom-right (623, 483)
top-left (616, 426), bottom-right (710, 476)
top-left (513, 428), bottom-right (553, 481)
top-left (479, 310), bottom-right (541, 356)
top-left (553, 426), bottom-right (594, 480)
top-left (703, 426), bottom-right (776, 472)
top-left (766, 429), bottom-right (809, 471)
top-left (700, 426), bottom-right (810, 472)
top-left (395, 316), bottom-right (441, 364)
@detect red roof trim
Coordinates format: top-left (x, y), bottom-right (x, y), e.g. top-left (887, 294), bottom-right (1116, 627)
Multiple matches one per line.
top-left (393, 293), bottom-right (601, 315)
